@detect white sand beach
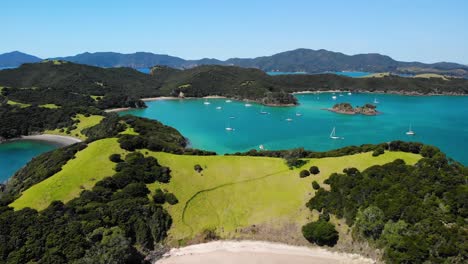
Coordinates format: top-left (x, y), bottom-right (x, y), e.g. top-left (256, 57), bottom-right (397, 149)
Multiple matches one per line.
top-left (155, 241), bottom-right (375, 264)
top-left (20, 134), bottom-right (82, 146)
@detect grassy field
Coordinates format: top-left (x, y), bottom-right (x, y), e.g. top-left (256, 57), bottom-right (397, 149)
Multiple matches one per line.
top-left (6, 100), bottom-right (31, 108)
top-left (147, 151), bottom-right (421, 244)
top-left (45, 114), bottom-right (104, 140)
top-left (413, 73), bottom-right (448, 80)
top-left (10, 138), bottom-right (125, 211)
top-left (39, 103), bottom-right (60, 109)
top-left (361, 72), bottom-right (391, 78)
top-left (90, 95), bottom-right (103, 101)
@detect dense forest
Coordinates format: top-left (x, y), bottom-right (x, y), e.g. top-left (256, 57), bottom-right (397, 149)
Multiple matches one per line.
top-left (306, 147), bottom-right (468, 263)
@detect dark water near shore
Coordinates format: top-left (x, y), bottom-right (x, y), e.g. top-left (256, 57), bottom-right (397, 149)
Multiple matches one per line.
top-left (122, 93), bottom-right (468, 164)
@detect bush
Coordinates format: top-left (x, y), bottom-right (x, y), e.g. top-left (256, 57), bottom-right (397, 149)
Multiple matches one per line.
top-left (194, 164), bottom-right (203, 173)
top-left (312, 181), bottom-right (320, 190)
top-left (286, 157), bottom-right (307, 169)
top-left (164, 193), bottom-right (179, 205)
top-left (109, 154), bottom-right (123, 163)
top-left (319, 212), bottom-right (330, 222)
top-left (372, 147), bottom-right (385, 157)
top-left (309, 166), bottom-right (320, 175)
top-left (299, 170), bottom-right (310, 178)
top-left (302, 220), bottom-right (339, 246)
top-left (153, 189), bottom-right (165, 204)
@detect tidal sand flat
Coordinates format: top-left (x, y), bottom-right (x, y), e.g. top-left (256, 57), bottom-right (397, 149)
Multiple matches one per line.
top-left (156, 241), bottom-right (374, 264)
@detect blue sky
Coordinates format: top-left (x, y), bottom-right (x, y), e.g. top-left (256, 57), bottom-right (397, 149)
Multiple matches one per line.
top-left (2, 0), bottom-right (467, 63)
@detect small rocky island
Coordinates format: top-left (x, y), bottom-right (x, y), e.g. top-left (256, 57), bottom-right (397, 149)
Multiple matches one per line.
top-left (326, 102), bottom-right (379, 115)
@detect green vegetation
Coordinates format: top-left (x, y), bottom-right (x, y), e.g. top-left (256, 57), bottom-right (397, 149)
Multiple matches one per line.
top-left (145, 151), bottom-right (420, 242)
top-left (6, 99), bottom-right (30, 108)
top-left (10, 138), bottom-right (125, 210)
top-left (302, 220), bottom-right (339, 246)
top-left (39, 103), bottom-right (60, 109)
top-left (0, 150), bottom-right (173, 263)
top-left (45, 114), bottom-right (104, 140)
top-left (306, 150), bottom-right (467, 263)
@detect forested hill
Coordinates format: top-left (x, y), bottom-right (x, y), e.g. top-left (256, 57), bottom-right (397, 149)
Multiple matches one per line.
top-left (3, 49), bottom-right (467, 77)
top-left (49, 49), bottom-right (468, 77)
top-left (0, 51), bottom-right (42, 67)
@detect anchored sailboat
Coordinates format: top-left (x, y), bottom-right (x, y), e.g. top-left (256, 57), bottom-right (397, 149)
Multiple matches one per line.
top-left (406, 124), bottom-right (416, 136)
top-left (260, 106), bottom-right (268, 115)
top-left (203, 99), bottom-right (211, 105)
top-left (373, 97), bottom-right (379, 104)
top-left (330, 127), bottom-right (344, 140)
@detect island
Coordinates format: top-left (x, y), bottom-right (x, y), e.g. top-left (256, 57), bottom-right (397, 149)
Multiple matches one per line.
top-left (326, 102), bottom-right (379, 115)
top-left (0, 61), bottom-right (466, 264)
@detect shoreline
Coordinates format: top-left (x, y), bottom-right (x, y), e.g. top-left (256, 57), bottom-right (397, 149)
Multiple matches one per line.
top-left (293, 90), bottom-right (468, 96)
top-left (155, 240), bottom-right (375, 264)
top-left (3, 134), bottom-right (82, 147)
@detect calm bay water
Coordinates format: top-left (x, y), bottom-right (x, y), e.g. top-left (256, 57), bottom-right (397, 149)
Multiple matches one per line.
top-left (122, 93), bottom-right (468, 164)
top-left (0, 140), bottom-right (58, 182)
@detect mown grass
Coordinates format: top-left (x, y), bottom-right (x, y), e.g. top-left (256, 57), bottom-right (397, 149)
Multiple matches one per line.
top-left (39, 103), bottom-right (60, 109)
top-left (361, 72), bottom-right (391, 78)
top-left (10, 138), bottom-right (125, 211)
top-left (147, 151), bottom-right (421, 243)
top-left (413, 73), bottom-right (448, 80)
top-left (45, 114), bottom-right (104, 140)
top-left (7, 100), bottom-right (31, 108)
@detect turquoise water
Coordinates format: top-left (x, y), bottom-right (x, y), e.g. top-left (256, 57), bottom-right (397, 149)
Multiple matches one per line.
top-left (122, 93), bottom-right (468, 164)
top-left (0, 140), bottom-right (58, 182)
top-left (267, 71), bottom-right (372, 77)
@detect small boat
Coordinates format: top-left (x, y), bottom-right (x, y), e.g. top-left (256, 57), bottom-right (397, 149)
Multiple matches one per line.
top-left (229, 116), bottom-right (236, 119)
top-left (330, 127), bottom-right (344, 140)
top-left (286, 118), bottom-right (293, 122)
top-left (339, 94), bottom-right (344, 97)
top-left (373, 97), bottom-right (379, 104)
top-left (225, 127), bottom-right (234, 131)
top-left (259, 144), bottom-right (265, 150)
top-left (332, 96), bottom-right (337, 100)
top-left (203, 99), bottom-right (211, 105)
top-left (348, 92), bottom-right (352, 95)
top-left (245, 103), bottom-right (252, 107)
top-left (295, 113), bottom-right (302, 117)
top-left (260, 106), bottom-right (268, 115)
top-left (225, 99), bottom-right (232, 103)
top-left (406, 125), bottom-right (416, 136)
top-left (216, 106), bottom-right (222, 110)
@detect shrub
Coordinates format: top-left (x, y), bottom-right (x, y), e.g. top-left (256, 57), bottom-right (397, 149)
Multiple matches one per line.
top-left (372, 147), bottom-right (385, 157)
top-left (153, 189), bottom-right (165, 204)
top-left (299, 170), bottom-right (310, 178)
top-left (286, 157), bottom-right (307, 169)
top-left (164, 193), bottom-right (179, 205)
top-left (194, 164), bottom-right (203, 173)
top-left (109, 154), bottom-right (123, 163)
top-left (312, 181), bottom-right (320, 190)
top-left (319, 212), bottom-right (330, 222)
top-left (309, 166), bottom-right (320, 175)
top-left (302, 220), bottom-right (339, 246)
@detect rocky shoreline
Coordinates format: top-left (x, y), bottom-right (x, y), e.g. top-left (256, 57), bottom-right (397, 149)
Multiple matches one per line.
top-left (325, 103), bottom-right (380, 116)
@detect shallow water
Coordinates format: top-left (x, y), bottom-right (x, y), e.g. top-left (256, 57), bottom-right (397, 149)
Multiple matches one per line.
top-left (122, 93), bottom-right (468, 164)
top-left (0, 140), bottom-right (58, 182)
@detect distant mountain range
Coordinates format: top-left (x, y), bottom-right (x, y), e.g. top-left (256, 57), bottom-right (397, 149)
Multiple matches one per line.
top-left (1, 49), bottom-right (467, 77)
top-left (0, 51), bottom-right (41, 67)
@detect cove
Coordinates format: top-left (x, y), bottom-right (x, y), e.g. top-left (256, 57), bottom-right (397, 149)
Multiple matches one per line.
top-left (121, 93), bottom-right (468, 164)
top-left (0, 140), bottom-right (59, 182)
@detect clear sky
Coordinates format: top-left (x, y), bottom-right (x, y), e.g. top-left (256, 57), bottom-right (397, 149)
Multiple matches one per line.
top-left (2, 0), bottom-right (467, 63)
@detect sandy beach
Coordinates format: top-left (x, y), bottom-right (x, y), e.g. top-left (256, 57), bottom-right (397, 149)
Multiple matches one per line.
top-left (19, 134), bottom-right (82, 146)
top-left (155, 241), bottom-right (375, 264)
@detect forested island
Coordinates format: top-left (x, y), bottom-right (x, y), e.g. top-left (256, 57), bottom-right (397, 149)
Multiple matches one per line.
top-left (0, 61), bottom-right (467, 263)
top-left (326, 103), bottom-right (379, 115)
